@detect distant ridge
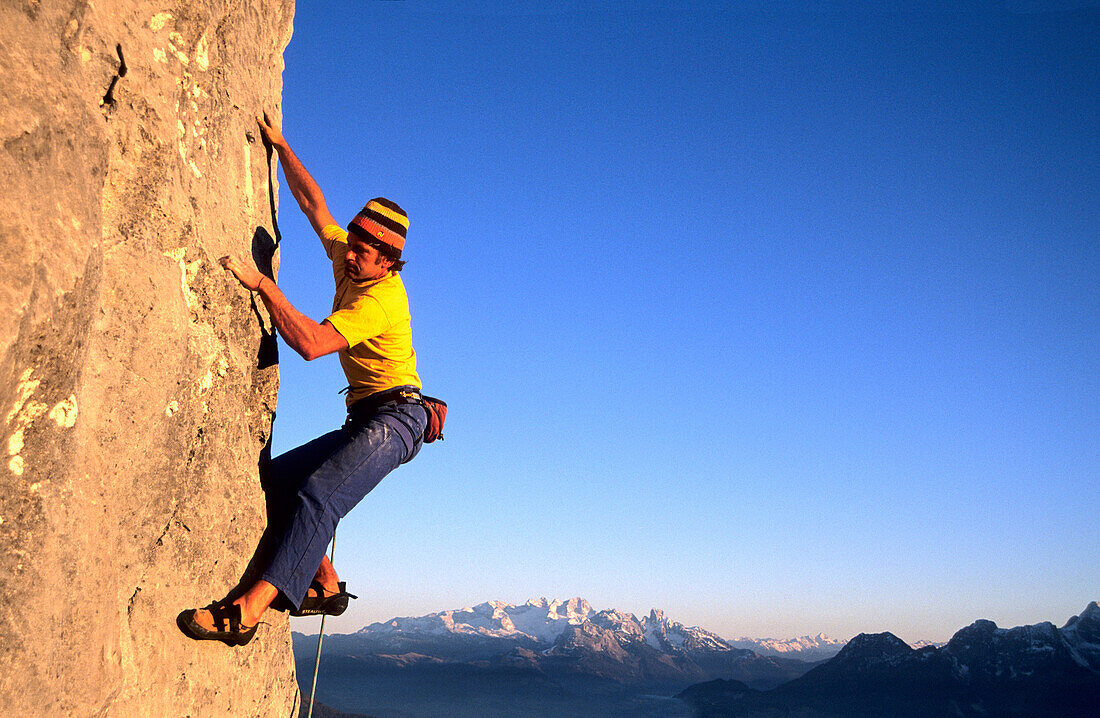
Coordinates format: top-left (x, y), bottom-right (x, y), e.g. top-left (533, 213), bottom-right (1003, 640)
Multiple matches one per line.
top-left (727, 633), bottom-right (850, 661)
top-left (680, 601), bottom-right (1100, 717)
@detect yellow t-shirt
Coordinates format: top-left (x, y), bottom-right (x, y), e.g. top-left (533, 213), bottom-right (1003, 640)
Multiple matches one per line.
top-left (320, 225), bottom-right (421, 406)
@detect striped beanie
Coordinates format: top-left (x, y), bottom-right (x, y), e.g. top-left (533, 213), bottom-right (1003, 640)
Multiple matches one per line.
top-left (347, 198), bottom-right (409, 258)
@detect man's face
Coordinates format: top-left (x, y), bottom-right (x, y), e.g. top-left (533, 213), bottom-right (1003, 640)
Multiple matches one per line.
top-left (344, 234), bottom-right (391, 282)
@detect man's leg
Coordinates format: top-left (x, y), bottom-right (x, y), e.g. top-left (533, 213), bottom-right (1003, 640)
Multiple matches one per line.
top-left (182, 404), bottom-right (423, 640)
top-left (261, 429), bottom-right (349, 526)
top-left (310, 554), bottom-right (340, 596)
top-left (184, 429), bottom-right (350, 633)
top-left (261, 414), bottom-right (412, 611)
top-left (187, 579), bottom-right (279, 631)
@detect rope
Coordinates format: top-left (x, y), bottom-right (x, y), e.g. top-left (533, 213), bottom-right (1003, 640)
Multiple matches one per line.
top-left (305, 533), bottom-right (336, 718)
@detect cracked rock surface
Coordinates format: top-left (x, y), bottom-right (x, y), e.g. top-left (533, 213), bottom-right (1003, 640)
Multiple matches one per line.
top-left (0, 1), bottom-right (297, 715)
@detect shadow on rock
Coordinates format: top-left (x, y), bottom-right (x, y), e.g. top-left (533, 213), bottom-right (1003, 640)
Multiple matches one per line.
top-left (250, 226), bottom-right (279, 369)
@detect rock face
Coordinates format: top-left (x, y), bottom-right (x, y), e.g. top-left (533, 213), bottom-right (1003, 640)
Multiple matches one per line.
top-left (0, 1), bottom-right (296, 715)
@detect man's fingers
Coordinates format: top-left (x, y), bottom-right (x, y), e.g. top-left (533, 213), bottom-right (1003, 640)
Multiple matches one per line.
top-left (218, 255), bottom-right (258, 291)
top-left (255, 113), bottom-right (279, 148)
top-left (220, 256), bottom-right (244, 276)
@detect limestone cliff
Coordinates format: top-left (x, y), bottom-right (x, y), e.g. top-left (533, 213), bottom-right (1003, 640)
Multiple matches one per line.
top-left (0, 1), bottom-right (297, 715)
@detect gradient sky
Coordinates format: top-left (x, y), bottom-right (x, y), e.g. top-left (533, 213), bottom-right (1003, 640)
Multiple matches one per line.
top-left (265, 1), bottom-right (1098, 644)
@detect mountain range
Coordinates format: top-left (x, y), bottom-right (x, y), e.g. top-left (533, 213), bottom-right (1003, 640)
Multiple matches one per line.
top-left (295, 598), bottom-right (1099, 718)
top-left (679, 601), bottom-right (1100, 717)
top-left (316, 597), bottom-right (813, 689)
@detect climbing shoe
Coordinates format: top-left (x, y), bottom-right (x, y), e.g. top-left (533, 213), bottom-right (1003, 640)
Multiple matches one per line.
top-left (178, 602), bottom-right (258, 646)
top-left (290, 580), bottom-right (357, 617)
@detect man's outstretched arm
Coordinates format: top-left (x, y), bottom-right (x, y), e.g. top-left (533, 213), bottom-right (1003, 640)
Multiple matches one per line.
top-left (220, 255), bottom-right (348, 361)
top-left (257, 111), bottom-right (337, 236)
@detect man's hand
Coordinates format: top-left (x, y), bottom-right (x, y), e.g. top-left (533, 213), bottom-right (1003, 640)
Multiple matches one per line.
top-left (253, 109), bottom-right (336, 235)
top-left (220, 255), bottom-right (266, 291)
top-left (222, 253), bottom-right (350, 360)
top-left (256, 111), bottom-right (285, 148)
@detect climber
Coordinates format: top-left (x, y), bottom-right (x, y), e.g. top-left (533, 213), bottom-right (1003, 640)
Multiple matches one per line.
top-left (179, 111), bottom-right (427, 645)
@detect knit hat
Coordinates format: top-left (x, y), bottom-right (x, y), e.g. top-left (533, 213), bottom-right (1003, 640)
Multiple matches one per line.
top-left (347, 198), bottom-right (409, 258)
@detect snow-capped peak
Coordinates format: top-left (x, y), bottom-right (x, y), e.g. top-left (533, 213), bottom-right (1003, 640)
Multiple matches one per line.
top-left (734, 634), bottom-right (849, 653)
top-left (641, 607), bottom-right (731, 652)
top-left (362, 597), bottom-right (597, 644)
top-left (360, 598), bottom-right (734, 653)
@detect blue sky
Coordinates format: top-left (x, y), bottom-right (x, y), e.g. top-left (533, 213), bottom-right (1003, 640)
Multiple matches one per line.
top-left (267, 1), bottom-right (1098, 643)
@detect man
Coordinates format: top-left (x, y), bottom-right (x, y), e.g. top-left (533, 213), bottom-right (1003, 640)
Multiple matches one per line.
top-left (180, 112), bottom-right (427, 645)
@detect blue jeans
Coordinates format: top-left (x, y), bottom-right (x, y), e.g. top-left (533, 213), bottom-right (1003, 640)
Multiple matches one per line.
top-left (260, 393), bottom-right (426, 609)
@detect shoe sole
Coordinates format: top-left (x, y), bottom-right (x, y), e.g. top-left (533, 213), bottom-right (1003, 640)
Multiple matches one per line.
top-left (290, 595), bottom-right (349, 618)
